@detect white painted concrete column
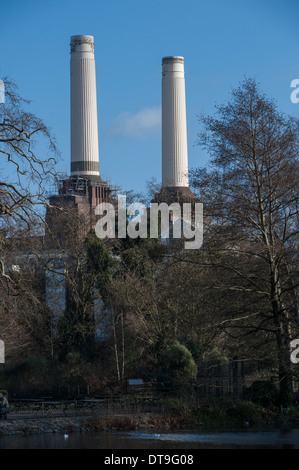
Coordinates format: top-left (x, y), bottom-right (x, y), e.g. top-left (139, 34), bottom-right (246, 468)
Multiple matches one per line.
top-left (70, 35), bottom-right (100, 176)
top-left (162, 56), bottom-right (189, 187)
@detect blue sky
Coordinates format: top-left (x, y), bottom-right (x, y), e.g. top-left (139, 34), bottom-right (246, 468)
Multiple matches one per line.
top-left (1, 0), bottom-right (299, 194)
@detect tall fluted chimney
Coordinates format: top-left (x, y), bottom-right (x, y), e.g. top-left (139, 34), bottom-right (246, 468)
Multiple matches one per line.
top-left (162, 56), bottom-right (189, 188)
top-left (70, 35), bottom-right (100, 176)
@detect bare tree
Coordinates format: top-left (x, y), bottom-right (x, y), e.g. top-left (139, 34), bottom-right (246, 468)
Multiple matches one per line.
top-left (191, 77), bottom-right (299, 405)
top-left (0, 77), bottom-right (59, 278)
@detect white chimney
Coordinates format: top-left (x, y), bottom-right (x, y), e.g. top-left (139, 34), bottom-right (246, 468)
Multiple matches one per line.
top-left (162, 56), bottom-right (189, 187)
top-left (70, 35), bottom-right (100, 176)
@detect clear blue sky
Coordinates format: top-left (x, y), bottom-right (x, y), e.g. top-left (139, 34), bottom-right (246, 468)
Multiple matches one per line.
top-left (1, 0), bottom-right (299, 194)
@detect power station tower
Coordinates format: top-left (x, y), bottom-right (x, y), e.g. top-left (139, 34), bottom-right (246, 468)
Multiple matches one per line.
top-left (70, 35), bottom-right (100, 177)
top-left (46, 35), bottom-right (119, 246)
top-left (154, 56), bottom-right (196, 204)
top-left (162, 56), bottom-right (189, 188)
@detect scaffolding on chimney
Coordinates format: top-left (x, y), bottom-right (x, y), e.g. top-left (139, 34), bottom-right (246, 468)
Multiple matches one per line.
top-left (46, 176), bottom-right (122, 202)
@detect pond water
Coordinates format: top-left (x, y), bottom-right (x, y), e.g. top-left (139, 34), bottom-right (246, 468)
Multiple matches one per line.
top-left (0, 427), bottom-right (299, 449)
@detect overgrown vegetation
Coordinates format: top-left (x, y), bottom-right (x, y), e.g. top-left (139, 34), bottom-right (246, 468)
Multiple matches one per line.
top-left (0, 77), bottom-right (298, 415)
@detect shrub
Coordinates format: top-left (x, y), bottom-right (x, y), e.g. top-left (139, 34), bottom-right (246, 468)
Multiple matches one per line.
top-left (165, 341), bottom-right (197, 379)
top-left (226, 401), bottom-right (263, 424)
top-left (243, 380), bottom-right (279, 407)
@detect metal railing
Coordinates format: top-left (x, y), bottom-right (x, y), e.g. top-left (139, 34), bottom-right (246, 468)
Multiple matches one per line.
top-left (3, 396), bottom-right (165, 420)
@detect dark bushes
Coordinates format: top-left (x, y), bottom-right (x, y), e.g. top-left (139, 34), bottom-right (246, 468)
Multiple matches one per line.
top-left (243, 380), bottom-right (279, 407)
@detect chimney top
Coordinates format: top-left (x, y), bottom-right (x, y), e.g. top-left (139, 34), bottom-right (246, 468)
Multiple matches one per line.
top-left (70, 35), bottom-right (94, 53)
top-left (71, 35), bottom-right (94, 43)
top-left (162, 56), bottom-right (184, 65)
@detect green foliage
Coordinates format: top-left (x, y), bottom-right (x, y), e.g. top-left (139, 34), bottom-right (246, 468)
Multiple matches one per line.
top-left (85, 231), bottom-right (119, 298)
top-left (56, 232), bottom-right (119, 360)
top-left (243, 380), bottom-right (279, 407)
top-left (122, 246), bottom-right (152, 279)
top-left (201, 348), bottom-right (229, 376)
top-left (120, 237), bottom-right (164, 280)
top-left (165, 341), bottom-right (197, 379)
top-left (188, 400), bottom-right (270, 426)
top-left (283, 405), bottom-right (299, 421)
top-left (203, 348), bottom-right (229, 364)
top-left (191, 406), bottom-right (230, 426)
top-left (226, 401), bottom-right (264, 424)
top-left (181, 340), bottom-right (205, 362)
top-left (61, 351), bottom-right (84, 384)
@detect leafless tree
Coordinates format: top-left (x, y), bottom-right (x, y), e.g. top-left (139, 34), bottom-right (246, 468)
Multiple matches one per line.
top-left (0, 77), bottom-right (59, 278)
top-left (190, 77), bottom-right (299, 405)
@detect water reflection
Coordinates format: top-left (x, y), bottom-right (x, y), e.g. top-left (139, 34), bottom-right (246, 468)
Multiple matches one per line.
top-left (0, 428), bottom-right (299, 449)
top-left (118, 428), bottom-right (299, 448)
